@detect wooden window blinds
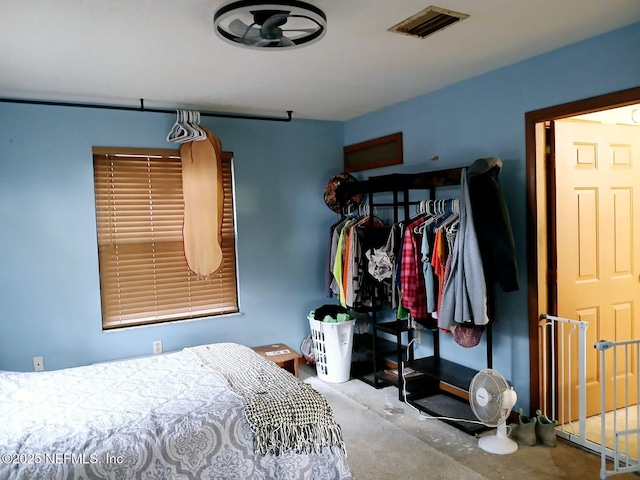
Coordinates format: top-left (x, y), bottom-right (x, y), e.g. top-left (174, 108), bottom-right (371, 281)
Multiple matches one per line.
top-left (93, 147), bottom-right (239, 330)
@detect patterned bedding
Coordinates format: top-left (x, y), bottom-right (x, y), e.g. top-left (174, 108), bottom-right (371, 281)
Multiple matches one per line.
top-left (0, 344), bottom-right (352, 480)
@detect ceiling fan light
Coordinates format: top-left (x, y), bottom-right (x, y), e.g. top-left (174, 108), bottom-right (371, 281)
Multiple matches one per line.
top-left (213, 1), bottom-right (327, 50)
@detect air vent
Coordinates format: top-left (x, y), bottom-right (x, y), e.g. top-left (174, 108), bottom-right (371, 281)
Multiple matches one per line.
top-left (389, 6), bottom-right (469, 39)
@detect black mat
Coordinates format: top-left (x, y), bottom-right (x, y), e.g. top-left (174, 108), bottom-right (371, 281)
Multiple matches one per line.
top-left (409, 394), bottom-right (489, 435)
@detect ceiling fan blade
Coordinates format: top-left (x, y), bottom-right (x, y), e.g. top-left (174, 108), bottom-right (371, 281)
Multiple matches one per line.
top-left (278, 36), bottom-right (295, 47)
top-left (262, 13), bottom-right (290, 30)
top-left (229, 19), bottom-right (261, 39)
top-left (281, 28), bottom-right (318, 33)
top-left (238, 37), bottom-right (273, 47)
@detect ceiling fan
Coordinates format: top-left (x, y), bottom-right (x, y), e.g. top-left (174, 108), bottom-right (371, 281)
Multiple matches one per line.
top-left (214, 1), bottom-right (327, 50)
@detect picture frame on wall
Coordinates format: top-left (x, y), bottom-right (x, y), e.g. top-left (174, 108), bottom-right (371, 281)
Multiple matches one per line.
top-left (343, 132), bottom-right (403, 172)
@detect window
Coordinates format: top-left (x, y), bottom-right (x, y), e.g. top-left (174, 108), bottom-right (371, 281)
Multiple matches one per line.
top-left (93, 147), bottom-right (239, 330)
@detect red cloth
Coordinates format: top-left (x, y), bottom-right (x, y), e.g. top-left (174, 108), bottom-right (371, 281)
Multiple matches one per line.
top-left (400, 219), bottom-right (427, 319)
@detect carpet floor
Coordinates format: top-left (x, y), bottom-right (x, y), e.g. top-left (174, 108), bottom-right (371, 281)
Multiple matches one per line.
top-left (305, 369), bottom-right (488, 480)
top-left (301, 364), bottom-right (640, 479)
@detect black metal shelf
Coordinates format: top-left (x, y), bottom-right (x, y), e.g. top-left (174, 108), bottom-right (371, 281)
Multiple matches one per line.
top-left (352, 333), bottom-right (402, 387)
top-left (406, 356), bottom-right (478, 392)
top-left (345, 168), bottom-right (464, 194)
top-left (375, 368), bottom-right (427, 387)
top-left (353, 333), bottom-right (398, 355)
top-left (374, 319), bottom-right (410, 335)
top-left (347, 166), bottom-right (494, 415)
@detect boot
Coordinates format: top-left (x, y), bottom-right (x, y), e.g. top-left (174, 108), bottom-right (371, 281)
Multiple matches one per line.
top-left (510, 408), bottom-right (537, 446)
top-left (535, 409), bottom-right (558, 447)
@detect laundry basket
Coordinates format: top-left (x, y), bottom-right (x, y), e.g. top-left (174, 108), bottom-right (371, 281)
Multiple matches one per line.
top-left (308, 314), bottom-right (356, 383)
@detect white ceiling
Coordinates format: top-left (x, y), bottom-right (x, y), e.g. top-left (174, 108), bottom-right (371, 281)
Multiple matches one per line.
top-left (573, 104), bottom-right (640, 125)
top-left (1, 0), bottom-right (639, 122)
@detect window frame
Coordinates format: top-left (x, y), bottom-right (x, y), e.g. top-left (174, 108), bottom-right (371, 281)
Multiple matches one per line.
top-left (92, 146), bottom-right (239, 330)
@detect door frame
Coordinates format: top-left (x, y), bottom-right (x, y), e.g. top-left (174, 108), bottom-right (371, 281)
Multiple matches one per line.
top-left (525, 85), bottom-right (640, 412)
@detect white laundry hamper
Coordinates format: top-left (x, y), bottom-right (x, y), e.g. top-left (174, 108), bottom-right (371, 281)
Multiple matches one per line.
top-left (308, 314), bottom-right (356, 383)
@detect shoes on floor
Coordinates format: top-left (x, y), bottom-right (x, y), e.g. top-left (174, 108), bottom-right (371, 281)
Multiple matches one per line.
top-left (510, 408), bottom-right (537, 446)
top-left (509, 409), bottom-right (558, 447)
top-left (535, 409), bottom-right (558, 447)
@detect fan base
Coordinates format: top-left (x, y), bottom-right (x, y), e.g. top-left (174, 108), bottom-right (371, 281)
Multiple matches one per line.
top-left (478, 434), bottom-right (518, 455)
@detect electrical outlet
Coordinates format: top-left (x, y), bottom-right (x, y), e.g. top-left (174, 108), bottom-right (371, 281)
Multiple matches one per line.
top-left (415, 330), bottom-right (421, 344)
top-left (33, 356), bottom-right (44, 372)
top-left (153, 340), bottom-right (163, 354)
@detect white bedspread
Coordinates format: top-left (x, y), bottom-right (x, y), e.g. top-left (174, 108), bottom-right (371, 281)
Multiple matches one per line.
top-left (0, 346), bottom-right (352, 480)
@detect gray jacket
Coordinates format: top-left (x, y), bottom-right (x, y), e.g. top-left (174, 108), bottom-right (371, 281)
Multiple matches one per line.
top-left (438, 168), bottom-right (489, 328)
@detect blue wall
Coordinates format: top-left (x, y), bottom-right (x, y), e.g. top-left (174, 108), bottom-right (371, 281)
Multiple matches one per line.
top-left (1, 22), bottom-right (639, 413)
top-left (0, 104), bottom-right (343, 371)
top-left (343, 22), bottom-right (640, 410)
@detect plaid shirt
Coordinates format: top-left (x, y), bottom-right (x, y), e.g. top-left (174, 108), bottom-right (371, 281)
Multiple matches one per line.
top-left (400, 218), bottom-right (428, 319)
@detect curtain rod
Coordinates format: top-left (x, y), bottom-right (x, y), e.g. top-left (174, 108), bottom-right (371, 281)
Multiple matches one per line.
top-left (0, 97), bottom-right (294, 123)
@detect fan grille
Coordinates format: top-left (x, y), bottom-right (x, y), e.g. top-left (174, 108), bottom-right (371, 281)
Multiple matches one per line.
top-left (213, 1), bottom-right (327, 49)
top-left (470, 369), bottom-right (511, 427)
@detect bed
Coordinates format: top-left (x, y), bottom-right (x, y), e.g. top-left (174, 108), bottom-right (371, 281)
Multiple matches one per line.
top-left (0, 342), bottom-right (352, 480)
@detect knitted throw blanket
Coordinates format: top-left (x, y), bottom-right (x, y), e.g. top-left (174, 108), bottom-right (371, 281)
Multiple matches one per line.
top-left (188, 343), bottom-right (346, 456)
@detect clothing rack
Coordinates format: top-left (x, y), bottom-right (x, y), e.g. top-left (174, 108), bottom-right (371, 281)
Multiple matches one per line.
top-left (0, 97), bottom-right (294, 123)
top-left (346, 166), bottom-right (493, 434)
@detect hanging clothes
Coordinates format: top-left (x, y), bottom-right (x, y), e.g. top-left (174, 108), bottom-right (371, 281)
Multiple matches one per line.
top-left (325, 161), bottom-right (515, 335)
top-left (368, 222), bottom-right (404, 310)
top-left (326, 218), bottom-right (345, 297)
top-left (328, 209), bottom-right (387, 309)
top-left (391, 223), bottom-right (404, 309)
top-left (438, 168), bottom-right (489, 329)
top-left (328, 216), bottom-right (352, 300)
top-left (420, 221), bottom-right (438, 316)
top-left (467, 157), bottom-right (519, 292)
top-left (366, 244), bottom-right (394, 282)
top-left (400, 217), bottom-right (427, 322)
top-left (355, 223), bottom-right (390, 310)
top-left (332, 215), bottom-right (359, 306)
top-left (344, 214), bottom-right (379, 307)
top-left (400, 199), bottom-right (459, 323)
top-left (431, 225), bottom-right (447, 317)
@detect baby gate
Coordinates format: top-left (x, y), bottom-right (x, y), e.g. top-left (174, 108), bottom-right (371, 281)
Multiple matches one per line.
top-left (539, 314), bottom-right (640, 479)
